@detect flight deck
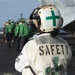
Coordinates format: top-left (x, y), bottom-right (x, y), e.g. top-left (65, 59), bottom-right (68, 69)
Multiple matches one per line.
top-left (0, 34), bottom-right (75, 75)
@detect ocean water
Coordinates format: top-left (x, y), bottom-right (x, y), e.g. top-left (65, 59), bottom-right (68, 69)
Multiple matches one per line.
top-left (0, 28), bottom-right (3, 32)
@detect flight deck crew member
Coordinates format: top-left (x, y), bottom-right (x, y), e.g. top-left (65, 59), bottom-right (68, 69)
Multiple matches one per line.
top-left (19, 20), bottom-right (30, 51)
top-left (5, 21), bottom-right (13, 48)
top-left (15, 5), bottom-right (72, 75)
top-left (10, 20), bottom-right (15, 42)
top-left (14, 21), bottom-right (20, 51)
top-left (14, 20), bottom-right (30, 51)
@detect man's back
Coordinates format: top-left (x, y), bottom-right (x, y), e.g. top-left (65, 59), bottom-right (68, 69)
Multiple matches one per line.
top-left (19, 23), bottom-right (29, 37)
top-left (25, 33), bottom-right (72, 75)
top-left (5, 24), bottom-right (13, 34)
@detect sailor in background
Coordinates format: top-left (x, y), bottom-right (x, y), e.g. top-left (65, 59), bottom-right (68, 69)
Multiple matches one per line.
top-left (15, 5), bottom-right (72, 75)
top-left (3, 22), bottom-right (7, 43)
top-left (14, 21), bottom-right (20, 51)
top-left (5, 20), bottom-right (14, 48)
top-left (10, 20), bottom-right (15, 42)
top-left (19, 20), bottom-right (29, 51)
top-left (14, 19), bottom-right (30, 51)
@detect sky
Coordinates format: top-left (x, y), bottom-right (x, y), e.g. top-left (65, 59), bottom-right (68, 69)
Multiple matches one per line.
top-left (0, 0), bottom-right (65, 28)
top-left (0, 0), bottom-right (39, 28)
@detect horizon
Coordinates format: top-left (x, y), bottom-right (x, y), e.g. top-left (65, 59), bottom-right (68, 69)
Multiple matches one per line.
top-left (0, 0), bottom-right (39, 28)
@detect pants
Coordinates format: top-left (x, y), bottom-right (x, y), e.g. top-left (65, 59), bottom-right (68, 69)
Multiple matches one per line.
top-left (16, 36), bottom-right (28, 51)
top-left (20, 36), bottom-right (28, 50)
top-left (6, 33), bottom-right (12, 48)
top-left (16, 37), bottom-right (21, 51)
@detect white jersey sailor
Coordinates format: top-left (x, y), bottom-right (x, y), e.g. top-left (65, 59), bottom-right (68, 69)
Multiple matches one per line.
top-left (15, 5), bottom-right (72, 75)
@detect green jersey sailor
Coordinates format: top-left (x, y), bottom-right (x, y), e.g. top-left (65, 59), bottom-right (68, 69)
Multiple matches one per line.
top-left (5, 20), bottom-right (14, 48)
top-left (15, 5), bottom-right (72, 75)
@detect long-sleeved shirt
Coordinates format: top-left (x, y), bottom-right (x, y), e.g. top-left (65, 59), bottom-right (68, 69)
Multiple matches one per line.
top-left (19, 23), bottom-right (29, 37)
top-left (5, 24), bottom-right (13, 34)
top-left (15, 33), bottom-right (72, 75)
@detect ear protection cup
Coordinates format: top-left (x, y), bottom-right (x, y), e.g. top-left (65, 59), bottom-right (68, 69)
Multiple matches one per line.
top-left (35, 16), bottom-right (41, 27)
top-left (32, 16), bottom-right (41, 31)
top-left (29, 7), bottom-right (42, 31)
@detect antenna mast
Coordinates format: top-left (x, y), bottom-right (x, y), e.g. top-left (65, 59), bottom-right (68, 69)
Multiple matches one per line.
top-left (20, 13), bottom-right (23, 18)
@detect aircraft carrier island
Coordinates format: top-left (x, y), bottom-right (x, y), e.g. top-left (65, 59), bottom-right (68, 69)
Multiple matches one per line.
top-left (0, 33), bottom-right (75, 75)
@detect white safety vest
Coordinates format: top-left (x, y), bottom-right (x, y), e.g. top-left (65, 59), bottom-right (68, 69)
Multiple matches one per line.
top-left (15, 33), bottom-right (72, 75)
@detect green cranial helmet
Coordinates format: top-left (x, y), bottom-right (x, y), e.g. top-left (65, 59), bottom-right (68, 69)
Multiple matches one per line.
top-left (11, 20), bottom-right (14, 23)
top-left (8, 19), bottom-right (14, 23)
